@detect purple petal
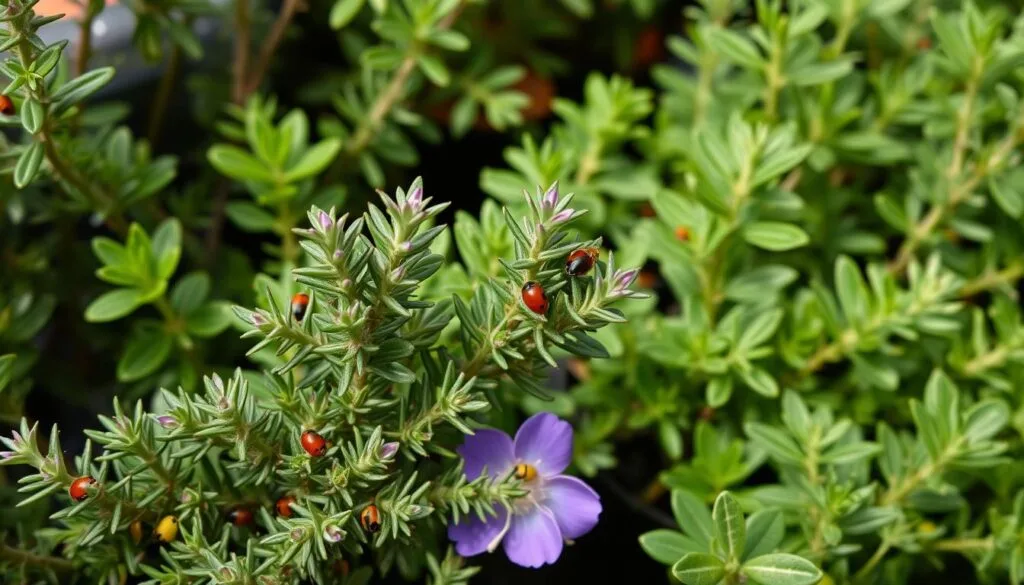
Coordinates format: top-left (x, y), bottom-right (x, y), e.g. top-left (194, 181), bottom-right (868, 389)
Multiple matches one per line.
top-left (503, 506), bottom-right (563, 568)
top-left (550, 209), bottom-right (574, 224)
top-left (544, 476), bottom-right (601, 539)
top-left (448, 507), bottom-right (509, 557)
top-left (458, 429), bottom-right (514, 480)
top-left (514, 413), bottom-right (573, 476)
top-left (542, 182), bottom-right (559, 208)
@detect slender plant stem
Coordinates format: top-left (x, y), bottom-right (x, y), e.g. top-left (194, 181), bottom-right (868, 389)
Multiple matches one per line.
top-left (0, 543), bottom-right (73, 573)
top-left (245, 0), bottom-right (301, 96)
top-left (960, 262), bottom-right (1024, 297)
top-left (147, 44), bottom-right (183, 146)
top-left (852, 538), bottom-right (892, 583)
top-left (326, 5), bottom-right (464, 182)
top-left (232, 0), bottom-right (251, 105)
top-left (75, 5), bottom-right (95, 77)
top-left (932, 537), bottom-right (994, 552)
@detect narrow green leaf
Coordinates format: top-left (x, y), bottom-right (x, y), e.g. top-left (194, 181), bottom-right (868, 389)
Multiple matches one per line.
top-left (712, 491), bottom-right (746, 562)
top-left (13, 142), bottom-right (44, 188)
top-left (330, 0), bottom-right (365, 28)
top-left (671, 489), bottom-right (714, 547)
top-left (208, 145), bottom-right (274, 182)
top-left (639, 530), bottom-right (701, 565)
top-left (85, 289), bottom-right (144, 322)
top-left (117, 326), bottom-right (173, 381)
top-left (672, 553), bottom-right (727, 585)
top-left (20, 99), bottom-right (43, 134)
top-left (743, 509), bottom-right (784, 561)
top-left (741, 553), bottom-right (822, 585)
top-left (743, 222), bottom-right (810, 252)
top-left (284, 138), bottom-right (342, 182)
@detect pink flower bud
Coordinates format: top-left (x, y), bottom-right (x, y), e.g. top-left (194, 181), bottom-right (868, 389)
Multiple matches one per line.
top-left (333, 249), bottom-right (343, 260)
top-left (379, 442), bottom-right (399, 460)
top-left (0, 451), bottom-right (14, 460)
top-left (291, 528), bottom-right (305, 541)
top-left (341, 278), bottom-right (352, 290)
top-left (550, 209), bottom-right (574, 224)
top-left (319, 211), bottom-right (332, 230)
top-left (399, 241), bottom-right (412, 252)
top-left (155, 415), bottom-right (178, 429)
top-left (407, 186), bottom-right (423, 210)
top-left (542, 182), bottom-right (559, 208)
top-left (251, 313), bottom-right (266, 326)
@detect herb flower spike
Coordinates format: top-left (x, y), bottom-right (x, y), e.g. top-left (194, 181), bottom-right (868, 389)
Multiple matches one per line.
top-left (448, 413), bottom-right (601, 568)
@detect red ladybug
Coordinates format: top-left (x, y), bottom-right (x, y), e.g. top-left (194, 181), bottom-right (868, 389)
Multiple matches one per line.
top-left (360, 504), bottom-right (381, 533)
top-left (675, 226), bottom-right (690, 242)
top-left (0, 95), bottom-right (14, 116)
top-left (565, 247), bottom-right (599, 277)
top-left (521, 281), bottom-right (549, 315)
top-left (301, 430), bottom-right (327, 457)
top-left (290, 293), bottom-right (309, 321)
top-left (276, 495), bottom-right (296, 517)
top-left (227, 507), bottom-right (253, 526)
top-left (69, 476), bottom-right (97, 502)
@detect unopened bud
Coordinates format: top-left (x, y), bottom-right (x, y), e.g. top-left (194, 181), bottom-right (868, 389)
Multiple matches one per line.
top-left (379, 442), bottom-right (399, 460)
top-left (155, 415), bottom-right (178, 429)
top-left (542, 182), bottom-right (559, 208)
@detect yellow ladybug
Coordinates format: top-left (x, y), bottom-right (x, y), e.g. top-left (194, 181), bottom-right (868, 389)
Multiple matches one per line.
top-left (153, 515), bottom-right (179, 544)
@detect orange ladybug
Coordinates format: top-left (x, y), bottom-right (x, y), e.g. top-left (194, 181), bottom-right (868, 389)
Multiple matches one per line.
top-left (69, 476), bottom-right (97, 502)
top-left (301, 430), bottom-right (327, 457)
top-left (565, 247), bottom-right (599, 277)
top-left (675, 226), bottom-right (690, 242)
top-left (276, 495), bottom-right (296, 518)
top-left (227, 507), bottom-right (253, 526)
top-left (360, 504), bottom-right (381, 533)
top-left (0, 95), bottom-right (14, 116)
top-left (521, 281), bottom-right (549, 314)
top-left (290, 293), bottom-right (309, 321)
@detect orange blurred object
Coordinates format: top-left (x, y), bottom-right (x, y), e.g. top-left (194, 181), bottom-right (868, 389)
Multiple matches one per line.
top-left (35, 0), bottom-right (115, 18)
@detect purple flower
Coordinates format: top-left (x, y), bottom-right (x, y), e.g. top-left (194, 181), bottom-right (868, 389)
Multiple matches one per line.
top-left (447, 413), bottom-right (601, 568)
top-left (318, 211), bottom-right (332, 230)
top-left (0, 451), bottom-right (14, 460)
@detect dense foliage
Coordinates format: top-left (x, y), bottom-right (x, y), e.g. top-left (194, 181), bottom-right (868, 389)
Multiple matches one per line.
top-left (2, 0), bottom-right (1024, 584)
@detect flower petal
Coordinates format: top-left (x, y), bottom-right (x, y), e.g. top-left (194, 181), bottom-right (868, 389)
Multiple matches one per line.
top-left (447, 507), bottom-right (509, 557)
top-left (544, 475), bottom-right (602, 539)
top-left (457, 429), bottom-right (514, 480)
top-left (503, 506), bottom-right (563, 568)
top-left (513, 412), bottom-right (573, 476)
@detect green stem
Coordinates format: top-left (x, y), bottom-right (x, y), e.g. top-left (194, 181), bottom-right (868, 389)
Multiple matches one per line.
top-left (932, 537), bottom-right (994, 553)
top-left (147, 42), bottom-right (183, 146)
top-left (960, 261), bottom-right (1024, 297)
top-left (852, 538), bottom-right (892, 583)
top-left (324, 5), bottom-right (464, 181)
top-left (0, 543), bottom-right (73, 573)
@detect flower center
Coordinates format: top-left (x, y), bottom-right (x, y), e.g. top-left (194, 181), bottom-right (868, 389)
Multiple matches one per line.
top-left (514, 463), bottom-right (537, 482)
